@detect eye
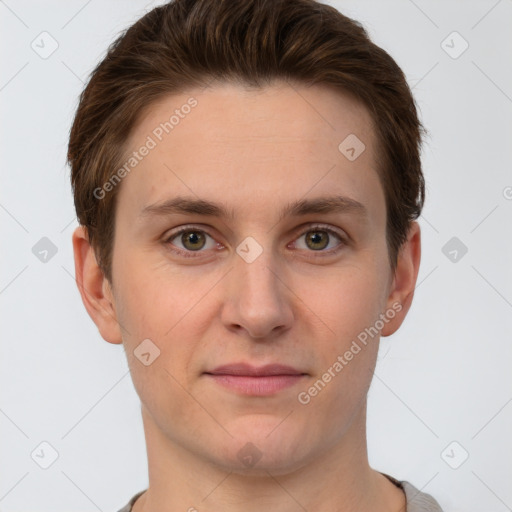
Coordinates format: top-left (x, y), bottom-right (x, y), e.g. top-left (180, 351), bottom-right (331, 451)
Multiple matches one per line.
top-left (164, 226), bottom-right (219, 257)
top-left (163, 223), bottom-right (346, 259)
top-left (292, 224), bottom-right (345, 254)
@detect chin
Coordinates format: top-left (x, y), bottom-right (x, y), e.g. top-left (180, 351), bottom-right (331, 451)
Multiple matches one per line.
top-left (211, 417), bottom-right (313, 476)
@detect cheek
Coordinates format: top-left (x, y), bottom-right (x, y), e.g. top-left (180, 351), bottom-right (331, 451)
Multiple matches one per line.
top-left (303, 265), bottom-right (385, 347)
top-left (113, 252), bottom-right (201, 340)
top-left (112, 254), bottom-right (212, 383)
top-left (291, 264), bottom-right (385, 410)
top-left (296, 274), bottom-right (382, 426)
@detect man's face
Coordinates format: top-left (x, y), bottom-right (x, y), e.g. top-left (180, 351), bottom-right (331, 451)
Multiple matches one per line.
top-left (106, 81), bottom-right (399, 473)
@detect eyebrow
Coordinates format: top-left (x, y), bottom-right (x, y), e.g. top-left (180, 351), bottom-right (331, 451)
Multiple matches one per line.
top-left (139, 195), bottom-right (368, 222)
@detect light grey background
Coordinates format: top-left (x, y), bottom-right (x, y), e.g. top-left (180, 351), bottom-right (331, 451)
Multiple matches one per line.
top-left (1, 1), bottom-right (511, 511)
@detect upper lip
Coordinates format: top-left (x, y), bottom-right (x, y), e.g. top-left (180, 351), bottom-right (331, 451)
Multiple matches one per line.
top-left (206, 363), bottom-right (306, 376)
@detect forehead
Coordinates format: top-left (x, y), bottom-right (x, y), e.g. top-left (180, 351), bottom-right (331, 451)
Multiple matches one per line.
top-left (116, 80), bottom-right (383, 225)
top-left (127, 80), bottom-right (376, 156)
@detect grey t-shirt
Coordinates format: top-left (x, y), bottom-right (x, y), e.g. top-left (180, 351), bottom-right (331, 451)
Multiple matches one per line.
top-left (117, 473), bottom-right (444, 511)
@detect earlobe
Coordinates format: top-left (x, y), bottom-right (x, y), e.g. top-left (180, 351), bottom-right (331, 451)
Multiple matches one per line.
top-left (72, 226), bottom-right (123, 345)
top-left (381, 221), bottom-right (421, 337)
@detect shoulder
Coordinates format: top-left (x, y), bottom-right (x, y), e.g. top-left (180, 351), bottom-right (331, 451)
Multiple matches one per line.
top-left (401, 480), bottom-right (444, 512)
top-left (116, 489), bottom-right (146, 512)
top-left (384, 473), bottom-right (444, 512)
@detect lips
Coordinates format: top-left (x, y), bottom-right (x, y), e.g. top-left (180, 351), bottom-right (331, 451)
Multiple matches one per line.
top-left (204, 363), bottom-right (307, 396)
top-left (206, 363), bottom-right (306, 377)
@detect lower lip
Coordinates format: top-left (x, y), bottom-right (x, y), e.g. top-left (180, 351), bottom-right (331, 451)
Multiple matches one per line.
top-left (206, 374), bottom-right (305, 396)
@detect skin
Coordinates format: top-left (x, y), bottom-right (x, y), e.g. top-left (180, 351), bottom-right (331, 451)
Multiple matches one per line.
top-left (73, 80), bottom-right (420, 512)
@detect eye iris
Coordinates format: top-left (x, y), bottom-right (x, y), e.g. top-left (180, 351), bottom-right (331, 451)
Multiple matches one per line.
top-left (306, 230), bottom-right (329, 250)
top-left (177, 230), bottom-right (332, 252)
top-left (182, 231), bottom-right (205, 250)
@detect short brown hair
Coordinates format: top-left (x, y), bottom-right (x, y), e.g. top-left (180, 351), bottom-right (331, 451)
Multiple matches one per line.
top-left (68, 0), bottom-right (426, 283)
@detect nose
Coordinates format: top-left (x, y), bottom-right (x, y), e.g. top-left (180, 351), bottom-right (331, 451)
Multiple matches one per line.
top-left (220, 245), bottom-right (294, 340)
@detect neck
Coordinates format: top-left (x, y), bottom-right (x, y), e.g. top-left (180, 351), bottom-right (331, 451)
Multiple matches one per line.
top-left (133, 400), bottom-right (405, 512)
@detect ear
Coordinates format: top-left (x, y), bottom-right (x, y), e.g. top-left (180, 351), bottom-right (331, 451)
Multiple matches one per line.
top-left (381, 221), bottom-right (421, 337)
top-left (72, 226), bottom-right (123, 344)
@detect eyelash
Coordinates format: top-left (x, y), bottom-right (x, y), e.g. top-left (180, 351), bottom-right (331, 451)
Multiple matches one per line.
top-left (163, 224), bottom-right (347, 259)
